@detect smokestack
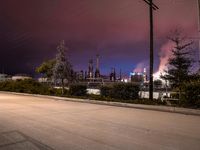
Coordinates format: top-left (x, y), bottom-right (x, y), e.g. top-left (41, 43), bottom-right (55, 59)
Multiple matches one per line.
top-left (88, 59), bottom-right (93, 78)
top-left (95, 54), bottom-right (100, 78)
top-left (110, 67), bottom-right (116, 82)
top-left (84, 71), bottom-right (87, 80)
top-left (119, 69), bottom-right (122, 80)
top-left (96, 54), bottom-right (99, 70)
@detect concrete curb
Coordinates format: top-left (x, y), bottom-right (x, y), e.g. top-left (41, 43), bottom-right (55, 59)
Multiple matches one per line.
top-left (1, 91), bottom-right (200, 116)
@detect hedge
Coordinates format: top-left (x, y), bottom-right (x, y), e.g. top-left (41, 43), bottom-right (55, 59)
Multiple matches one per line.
top-left (69, 84), bottom-right (87, 96)
top-left (0, 79), bottom-right (51, 95)
top-left (100, 83), bottom-right (139, 100)
top-left (100, 85), bottom-right (112, 97)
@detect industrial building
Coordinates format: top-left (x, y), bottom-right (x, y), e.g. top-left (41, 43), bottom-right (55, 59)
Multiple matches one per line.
top-left (129, 68), bottom-right (147, 84)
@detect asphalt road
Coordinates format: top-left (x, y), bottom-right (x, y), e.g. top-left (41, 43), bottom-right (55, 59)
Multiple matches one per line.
top-left (0, 93), bottom-right (200, 150)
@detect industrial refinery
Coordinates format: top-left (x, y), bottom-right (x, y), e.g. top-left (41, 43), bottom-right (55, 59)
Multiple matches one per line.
top-left (74, 54), bottom-right (152, 89)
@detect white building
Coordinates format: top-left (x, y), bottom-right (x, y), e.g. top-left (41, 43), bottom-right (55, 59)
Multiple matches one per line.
top-left (12, 74), bottom-right (32, 81)
top-left (38, 77), bottom-right (48, 83)
top-left (0, 74), bottom-right (10, 82)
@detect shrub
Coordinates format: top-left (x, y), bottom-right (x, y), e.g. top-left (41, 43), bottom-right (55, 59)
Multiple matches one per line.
top-left (53, 88), bottom-right (69, 96)
top-left (181, 82), bottom-right (200, 108)
top-left (69, 84), bottom-right (87, 96)
top-left (111, 83), bottom-right (139, 100)
top-left (100, 83), bottom-right (139, 100)
top-left (100, 85), bottom-right (112, 97)
top-left (48, 88), bottom-right (56, 95)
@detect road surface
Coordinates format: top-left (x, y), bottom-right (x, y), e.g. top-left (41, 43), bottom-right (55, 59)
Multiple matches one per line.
top-left (0, 93), bottom-right (200, 150)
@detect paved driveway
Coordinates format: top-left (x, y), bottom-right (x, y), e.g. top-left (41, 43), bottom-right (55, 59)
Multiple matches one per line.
top-left (0, 93), bottom-right (200, 150)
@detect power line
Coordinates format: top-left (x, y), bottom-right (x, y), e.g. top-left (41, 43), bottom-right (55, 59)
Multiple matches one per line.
top-left (143, 0), bottom-right (159, 10)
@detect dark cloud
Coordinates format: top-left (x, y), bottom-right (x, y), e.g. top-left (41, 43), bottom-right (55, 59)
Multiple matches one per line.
top-left (0, 0), bottom-right (198, 76)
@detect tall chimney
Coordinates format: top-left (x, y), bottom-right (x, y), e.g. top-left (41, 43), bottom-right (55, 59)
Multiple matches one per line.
top-left (96, 54), bottom-right (99, 70)
top-left (119, 69), bottom-right (122, 80)
top-left (95, 54), bottom-right (100, 78)
top-left (88, 59), bottom-right (93, 78)
top-left (110, 67), bottom-right (116, 82)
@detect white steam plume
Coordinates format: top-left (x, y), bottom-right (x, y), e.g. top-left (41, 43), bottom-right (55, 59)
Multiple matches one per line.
top-left (154, 40), bottom-right (175, 80)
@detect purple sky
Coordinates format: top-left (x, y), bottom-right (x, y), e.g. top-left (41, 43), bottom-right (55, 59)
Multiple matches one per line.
top-left (0, 0), bottom-right (198, 76)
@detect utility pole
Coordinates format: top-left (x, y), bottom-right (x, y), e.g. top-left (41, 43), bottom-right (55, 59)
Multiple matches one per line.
top-left (143, 0), bottom-right (158, 100)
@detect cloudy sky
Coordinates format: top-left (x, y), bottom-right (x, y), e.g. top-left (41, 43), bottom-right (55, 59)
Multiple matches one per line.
top-left (0, 0), bottom-right (198, 76)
